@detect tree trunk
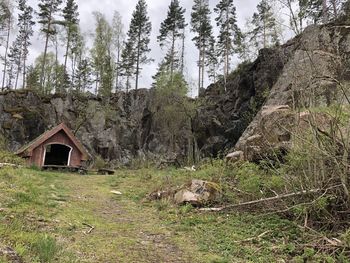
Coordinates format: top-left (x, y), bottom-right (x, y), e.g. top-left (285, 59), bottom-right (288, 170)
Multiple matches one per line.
top-left (115, 38), bottom-right (121, 92)
top-left (331, 0), bottom-right (338, 18)
top-left (198, 48), bottom-right (201, 96)
top-left (40, 20), bottom-right (52, 88)
top-left (1, 15), bottom-right (11, 91)
top-left (322, 0), bottom-right (328, 23)
top-left (180, 29), bottom-right (185, 74)
top-left (201, 45), bottom-right (205, 91)
top-left (135, 29), bottom-right (141, 91)
top-left (15, 63), bottom-right (21, 90)
top-left (170, 30), bottom-right (176, 84)
top-left (23, 41), bottom-right (28, 89)
top-left (64, 29), bottom-right (71, 74)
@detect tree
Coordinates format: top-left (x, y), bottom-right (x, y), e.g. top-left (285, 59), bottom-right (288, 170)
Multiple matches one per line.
top-left (111, 11), bottom-right (125, 91)
top-left (191, 0), bottom-right (214, 95)
top-left (7, 39), bottom-right (22, 89)
top-left (158, 0), bottom-right (187, 83)
top-left (62, 0), bottom-right (79, 74)
top-left (250, 0), bottom-right (280, 50)
top-left (16, 0), bottom-right (35, 89)
top-left (37, 0), bottom-right (63, 88)
top-left (31, 52), bottom-right (58, 94)
top-left (299, 0), bottom-right (346, 23)
top-left (119, 40), bottom-right (135, 92)
top-left (74, 58), bottom-right (93, 92)
top-left (1, 0), bottom-right (13, 90)
top-left (214, 0), bottom-right (242, 82)
top-left (125, 0), bottom-right (152, 90)
top-left (206, 38), bottom-right (219, 83)
top-left (90, 12), bottom-right (114, 96)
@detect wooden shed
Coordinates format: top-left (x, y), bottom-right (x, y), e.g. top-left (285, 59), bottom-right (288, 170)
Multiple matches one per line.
top-left (16, 123), bottom-right (89, 168)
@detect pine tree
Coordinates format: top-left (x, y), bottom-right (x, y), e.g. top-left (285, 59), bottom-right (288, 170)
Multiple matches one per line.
top-left (62, 0), bottom-right (79, 74)
top-left (74, 58), bottom-right (93, 92)
top-left (37, 0), bottom-right (63, 88)
top-left (7, 40), bottom-right (22, 89)
top-left (157, 0), bottom-right (187, 83)
top-left (214, 0), bottom-right (242, 81)
top-left (1, 0), bottom-right (13, 90)
top-left (112, 11), bottom-right (125, 91)
top-left (250, 0), bottom-right (280, 50)
top-left (90, 12), bottom-right (114, 96)
top-left (206, 37), bottom-right (219, 83)
top-left (125, 0), bottom-right (152, 90)
top-left (17, 0), bottom-right (35, 89)
top-left (191, 0), bottom-right (213, 95)
top-left (299, 0), bottom-right (346, 23)
top-left (69, 28), bottom-right (84, 89)
top-left (119, 40), bottom-right (135, 92)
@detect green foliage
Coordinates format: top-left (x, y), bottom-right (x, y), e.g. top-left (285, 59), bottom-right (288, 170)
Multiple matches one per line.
top-left (152, 71), bottom-right (194, 151)
top-left (214, 0), bottom-right (242, 78)
top-left (0, 151), bottom-right (25, 165)
top-left (121, 0), bottom-right (152, 90)
top-left (91, 11), bottom-right (114, 96)
top-left (157, 0), bottom-right (186, 80)
top-left (250, 0), bottom-right (280, 49)
top-left (32, 235), bottom-right (59, 263)
top-left (93, 155), bottom-right (107, 170)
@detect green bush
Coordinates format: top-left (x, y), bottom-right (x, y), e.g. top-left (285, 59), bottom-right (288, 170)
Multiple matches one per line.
top-left (0, 151), bottom-right (25, 165)
top-left (32, 235), bottom-right (59, 263)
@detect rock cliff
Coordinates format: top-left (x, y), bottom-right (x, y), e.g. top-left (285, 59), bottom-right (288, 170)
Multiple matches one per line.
top-left (0, 18), bottom-right (349, 165)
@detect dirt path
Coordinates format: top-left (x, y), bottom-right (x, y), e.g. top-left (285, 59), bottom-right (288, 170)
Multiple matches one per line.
top-left (59, 175), bottom-right (195, 263)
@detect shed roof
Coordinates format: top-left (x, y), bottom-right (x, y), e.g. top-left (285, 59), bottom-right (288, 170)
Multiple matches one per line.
top-left (16, 123), bottom-right (89, 160)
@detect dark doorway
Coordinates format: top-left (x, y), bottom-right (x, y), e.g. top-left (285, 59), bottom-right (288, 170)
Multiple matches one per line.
top-left (44, 144), bottom-right (71, 166)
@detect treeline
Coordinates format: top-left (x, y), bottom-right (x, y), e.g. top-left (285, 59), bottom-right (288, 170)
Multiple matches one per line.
top-left (0, 0), bottom-right (347, 96)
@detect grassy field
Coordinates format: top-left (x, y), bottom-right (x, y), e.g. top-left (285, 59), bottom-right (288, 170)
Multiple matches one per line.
top-left (0, 165), bottom-right (348, 262)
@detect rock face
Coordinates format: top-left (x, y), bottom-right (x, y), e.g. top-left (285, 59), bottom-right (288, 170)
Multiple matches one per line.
top-left (234, 22), bottom-right (350, 158)
top-left (0, 20), bottom-right (349, 165)
top-left (0, 90), bottom-right (190, 165)
top-left (195, 22), bottom-right (350, 158)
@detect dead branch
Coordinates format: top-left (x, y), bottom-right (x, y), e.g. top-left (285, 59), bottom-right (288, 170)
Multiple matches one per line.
top-left (199, 185), bottom-right (342, 212)
top-left (82, 223), bottom-right (95, 234)
top-left (233, 230), bottom-right (270, 243)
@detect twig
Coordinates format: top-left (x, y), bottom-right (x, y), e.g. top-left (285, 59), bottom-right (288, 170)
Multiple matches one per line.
top-left (199, 185), bottom-right (342, 212)
top-left (233, 231), bottom-right (270, 243)
top-left (82, 223), bottom-right (95, 234)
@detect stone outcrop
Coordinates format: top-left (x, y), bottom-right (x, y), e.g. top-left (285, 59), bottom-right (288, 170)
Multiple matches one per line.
top-left (0, 89), bottom-right (190, 165)
top-left (0, 19), bottom-right (349, 165)
top-left (232, 22), bottom-right (350, 159)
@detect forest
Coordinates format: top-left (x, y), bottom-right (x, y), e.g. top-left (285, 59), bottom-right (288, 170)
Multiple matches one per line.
top-left (0, 0), bottom-right (347, 97)
top-left (0, 0), bottom-right (350, 262)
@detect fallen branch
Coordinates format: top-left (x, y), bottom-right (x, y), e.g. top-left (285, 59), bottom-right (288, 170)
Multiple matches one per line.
top-left (199, 185), bottom-right (342, 212)
top-left (233, 231), bottom-right (270, 243)
top-left (82, 223), bottom-right (95, 234)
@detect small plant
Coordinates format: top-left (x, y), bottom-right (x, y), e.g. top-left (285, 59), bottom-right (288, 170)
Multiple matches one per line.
top-left (93, 155), bottom-right (107, 170)
top-left (0, 151), bottom-right (25, 165)
top-left (32, 235), bottom-right (59, 263)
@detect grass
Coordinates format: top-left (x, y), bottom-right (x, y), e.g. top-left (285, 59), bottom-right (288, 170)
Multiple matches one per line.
top-left (0, 165), bottom-right (348, 262)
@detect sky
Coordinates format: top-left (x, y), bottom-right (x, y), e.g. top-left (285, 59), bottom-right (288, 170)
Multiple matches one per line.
top-left (6, 0), bottom-right (292, 95)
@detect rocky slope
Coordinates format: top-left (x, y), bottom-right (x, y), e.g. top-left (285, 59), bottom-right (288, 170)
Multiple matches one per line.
top-left (0, 16), bottom-right (349, 165)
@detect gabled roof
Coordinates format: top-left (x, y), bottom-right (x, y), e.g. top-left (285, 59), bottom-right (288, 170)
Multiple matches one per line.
top-left (16, 123), bottom-right (89, 160)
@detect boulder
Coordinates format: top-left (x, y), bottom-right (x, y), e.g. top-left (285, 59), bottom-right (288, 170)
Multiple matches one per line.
top-left (174, 179), bottom-right (221, 206)
top-left (234, 105), bottom-right (332, 162)
top-left (225, 151), bottom-right (244, 163)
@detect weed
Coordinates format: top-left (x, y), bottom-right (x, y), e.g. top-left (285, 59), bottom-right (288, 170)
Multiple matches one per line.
top-left (32, 235), bottom-right (59, 263)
